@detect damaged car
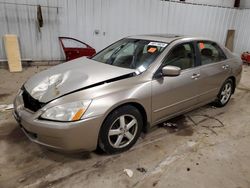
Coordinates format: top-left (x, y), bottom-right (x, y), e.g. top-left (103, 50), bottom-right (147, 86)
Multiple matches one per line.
top-left (13, 34), bottom-right (242, 154)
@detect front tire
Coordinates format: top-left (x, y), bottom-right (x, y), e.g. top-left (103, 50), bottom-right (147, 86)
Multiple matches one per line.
top-left (214, 79), bottom-right (233, 107)
top-left (98, 105), bottom-right (143, 154)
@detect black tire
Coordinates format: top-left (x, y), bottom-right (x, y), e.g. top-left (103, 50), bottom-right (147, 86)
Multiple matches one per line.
top-left (98, 105), bottom-right (143, 154)
top-left (213, 79), bottom-right (234, 107)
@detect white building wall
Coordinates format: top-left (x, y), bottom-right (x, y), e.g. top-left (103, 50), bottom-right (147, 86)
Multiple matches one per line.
top-left (240, 0), bottom-right (250, 8)
top-left (168, 0), bottom-right (235, 7)
top-left (0, 0), bottom-right (249, 61)
top-left (234, 9), bottom-right (250, 53)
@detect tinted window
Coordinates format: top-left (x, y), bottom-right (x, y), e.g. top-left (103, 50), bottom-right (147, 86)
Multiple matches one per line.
top-left (162, 43), bottom-right (195, 70)
top-left (197, 41), bottom-right (226, 65)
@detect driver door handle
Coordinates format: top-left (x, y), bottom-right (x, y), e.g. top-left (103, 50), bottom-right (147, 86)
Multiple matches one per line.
top-left (191, 73), bottom-right (200, 80)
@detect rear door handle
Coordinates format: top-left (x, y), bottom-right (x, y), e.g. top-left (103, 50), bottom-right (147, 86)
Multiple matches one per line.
top-left (191, 73), bottom-right (200, 80)
top-left (222, 64), bottom-right (230, 69)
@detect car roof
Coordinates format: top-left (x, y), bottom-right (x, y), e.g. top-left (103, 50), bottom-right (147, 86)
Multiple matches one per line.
top-left (127, 34), bottom-right (208, 43)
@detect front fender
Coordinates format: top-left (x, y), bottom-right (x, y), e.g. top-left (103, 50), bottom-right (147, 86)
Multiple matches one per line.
top-left (83, 81), bottom-right (152, 125)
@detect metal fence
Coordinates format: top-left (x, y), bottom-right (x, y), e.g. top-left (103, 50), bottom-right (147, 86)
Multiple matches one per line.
top-left (0, 0), bottom-right (249, 61)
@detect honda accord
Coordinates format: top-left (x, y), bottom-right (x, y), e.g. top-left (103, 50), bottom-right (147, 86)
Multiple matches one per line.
top-left (13, 34), bottom-right (242, 153)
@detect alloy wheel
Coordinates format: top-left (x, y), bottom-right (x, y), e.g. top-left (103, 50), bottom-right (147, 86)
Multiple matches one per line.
top-left (220, 82), bottom-right (232, 105)
top-left (108, 114), bottom-right (138, 148)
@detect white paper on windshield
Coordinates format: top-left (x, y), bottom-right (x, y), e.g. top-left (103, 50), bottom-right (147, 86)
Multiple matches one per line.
top-left (148, 42), bottom-right (168, 48)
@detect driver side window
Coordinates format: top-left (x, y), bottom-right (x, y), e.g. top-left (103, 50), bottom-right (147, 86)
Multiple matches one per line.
top-left (162, 43), bottom-right (195, 70)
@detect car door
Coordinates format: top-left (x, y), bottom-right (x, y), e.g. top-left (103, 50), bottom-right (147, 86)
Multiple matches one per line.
top-left (195, 41), bottom-right (231, 102)
top-left (59, 37), bottom-right (96, 61)
top-left (152, 42), bottom-right (204, 124)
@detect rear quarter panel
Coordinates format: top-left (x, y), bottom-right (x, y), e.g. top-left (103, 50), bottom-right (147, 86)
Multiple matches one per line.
top-left (222, 46), bottom-right (243, 86)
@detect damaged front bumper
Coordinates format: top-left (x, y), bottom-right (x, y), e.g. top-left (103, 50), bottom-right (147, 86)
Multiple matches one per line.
top-left (13, 100), bottom-right (103, 152)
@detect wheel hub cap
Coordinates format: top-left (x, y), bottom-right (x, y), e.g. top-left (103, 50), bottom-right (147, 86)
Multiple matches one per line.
top-left (220, 83), bottom-right (232, 105)
top-left (108, 114), bottom-right (138, 149)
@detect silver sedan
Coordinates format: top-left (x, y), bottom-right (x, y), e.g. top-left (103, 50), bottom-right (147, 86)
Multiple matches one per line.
top-left (13, 34), bottom-right (242, 154)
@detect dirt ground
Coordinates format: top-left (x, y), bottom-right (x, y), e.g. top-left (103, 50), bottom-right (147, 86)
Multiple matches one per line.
top-left (0, 64), bottom-right (250, 188)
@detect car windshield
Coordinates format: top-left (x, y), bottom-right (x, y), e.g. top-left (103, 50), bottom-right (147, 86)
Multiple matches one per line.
top-left (91, 38), bottom-right (167, 73)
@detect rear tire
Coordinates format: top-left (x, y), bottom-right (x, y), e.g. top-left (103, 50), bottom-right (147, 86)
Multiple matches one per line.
top-left (98, 105), bottom-right (143, 154)
top-left (213, 79), bottom-right (233, 107)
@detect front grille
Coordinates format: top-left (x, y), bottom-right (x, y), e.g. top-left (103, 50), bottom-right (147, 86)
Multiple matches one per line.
top-left (22, 88), bottom-right (45, 112)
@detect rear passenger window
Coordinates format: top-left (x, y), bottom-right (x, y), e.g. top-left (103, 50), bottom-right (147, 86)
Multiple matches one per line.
top-left (197, 42), bottom-right (227, 65)
top-left (162, 43), bottom-right (195, 70)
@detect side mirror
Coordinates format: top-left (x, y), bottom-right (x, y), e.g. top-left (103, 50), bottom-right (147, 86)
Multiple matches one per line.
top-left (162, 65), bottom-right (181, 76)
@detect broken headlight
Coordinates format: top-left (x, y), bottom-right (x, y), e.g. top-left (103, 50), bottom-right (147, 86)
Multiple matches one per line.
top-left (40, 100), bottom-right (91, 122)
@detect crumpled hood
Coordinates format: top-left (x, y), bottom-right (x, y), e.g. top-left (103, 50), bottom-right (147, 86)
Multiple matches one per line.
top-left (24, 57), bottom-right (135, 103)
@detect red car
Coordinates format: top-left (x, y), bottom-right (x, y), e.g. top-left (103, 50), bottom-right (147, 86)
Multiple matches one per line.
top-left (59, 37), bottom-right (96, 61)
top-left (241, 52), bottom-right (250, 65)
